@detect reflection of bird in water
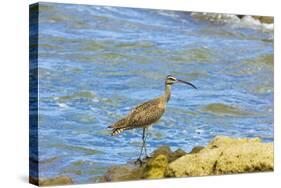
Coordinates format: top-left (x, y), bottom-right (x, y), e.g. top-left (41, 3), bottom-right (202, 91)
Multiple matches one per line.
top-left (108, 75), bottom-right (197, 164)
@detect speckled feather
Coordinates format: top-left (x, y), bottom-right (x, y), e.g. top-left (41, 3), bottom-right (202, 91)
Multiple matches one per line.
top-left (109, 97), bottom-right (166, 136)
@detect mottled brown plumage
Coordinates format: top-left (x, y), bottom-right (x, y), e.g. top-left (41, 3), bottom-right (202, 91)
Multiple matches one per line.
top-left (108, 75), bottom-right (197, 163)
top-left (109, 97), bottom-right (166, 135)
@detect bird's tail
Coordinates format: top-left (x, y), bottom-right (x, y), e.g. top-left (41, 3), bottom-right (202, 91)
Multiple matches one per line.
top-left (108, 118), bottom-right (128, 136)
top-left (111, 127), bottom-right (126, 136)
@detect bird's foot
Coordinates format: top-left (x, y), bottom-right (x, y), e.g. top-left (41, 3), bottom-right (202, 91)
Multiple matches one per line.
top-left (134, 158), bottom-right (144, 166)
top-left (145, 155), bottom-right (151, 160)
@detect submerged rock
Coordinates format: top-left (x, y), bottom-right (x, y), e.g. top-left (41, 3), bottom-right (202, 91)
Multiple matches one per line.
top-left (100, 136), bottom-right (273, 182)
top-left (29, 176), bottom-right (73, 186)
top-left (202, 103), bottom-right (250, 116)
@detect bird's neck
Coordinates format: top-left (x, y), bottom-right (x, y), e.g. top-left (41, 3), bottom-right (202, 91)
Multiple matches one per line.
top-left (164, 84), bottom-right (171, 102)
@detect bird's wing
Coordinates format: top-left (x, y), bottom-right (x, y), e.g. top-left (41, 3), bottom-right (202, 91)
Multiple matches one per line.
top-left (108, 117), bottom-right (127, 129)
top-left (108, 97), bottom-right (165, 131)
top-left (126, 98), bottom-right (165, 128)
top-left (107, 99), bottom-right (155, 129)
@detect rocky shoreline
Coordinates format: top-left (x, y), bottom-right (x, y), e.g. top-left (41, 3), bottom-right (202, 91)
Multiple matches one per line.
top-left (99, 136), bottom-right (273, 182)
top-left (29, 136), bottom-right (273, 185)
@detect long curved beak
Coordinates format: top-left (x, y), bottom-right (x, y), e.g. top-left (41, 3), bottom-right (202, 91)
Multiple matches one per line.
top-left (177, 79), bottom-right (197, 89)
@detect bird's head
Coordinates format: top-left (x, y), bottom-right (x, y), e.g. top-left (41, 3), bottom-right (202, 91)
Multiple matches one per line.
top-left (165, 75), bottom-right (197, 89)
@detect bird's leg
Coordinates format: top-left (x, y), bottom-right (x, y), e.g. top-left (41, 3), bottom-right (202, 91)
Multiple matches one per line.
top-left (134, 128), bottom-right (146, 166)
top-left (143, 128), bottom-right (151, 159)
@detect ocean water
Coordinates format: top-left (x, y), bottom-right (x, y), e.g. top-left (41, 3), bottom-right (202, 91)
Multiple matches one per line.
top-left (30, 2), bottom-right (273, 183)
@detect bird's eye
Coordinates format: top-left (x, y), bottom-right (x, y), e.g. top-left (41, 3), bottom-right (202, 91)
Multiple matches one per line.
top-left (168, 77), bottom-right (176, 81)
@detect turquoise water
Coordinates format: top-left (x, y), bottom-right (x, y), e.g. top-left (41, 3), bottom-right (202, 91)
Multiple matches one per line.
top-left (33, 2), bottom-right (273, 183)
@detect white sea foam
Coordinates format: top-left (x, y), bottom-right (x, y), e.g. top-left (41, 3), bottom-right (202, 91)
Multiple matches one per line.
top-left (238, 15), bottom-right (273, 32)
top-left (191, 12), bottom-right (273, 32)
top-left (191, 12), bottom-right (240, 24)
top-left (57, 103), bottom-right (69, 108)
top-left (92, 98), bottom-right (99, 103)
top-left (157, 10), bottom-right (180, 18)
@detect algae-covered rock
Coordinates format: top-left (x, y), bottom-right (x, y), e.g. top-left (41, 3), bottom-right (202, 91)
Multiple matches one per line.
top-left (166, 136), bottom-right (273, 177)
top-left (151, 145), bottom-right (172, 158)
top-left (166, 146), bottom-right (222, 177)
top-left (142, 146), bottom-right (185, 179)
top-left (207, 136), bottom-right (261, 148)
top-left (30, 176), bottom-right (73, 186)
top-left (143, 154), bottom-right (168, 179)
top-left (100, 136), bottom-right (273, 182)
top-left (99, 145), bottom-right (184, 182)
top-left (150, 145), bottom-right (186, 162)
top-left (169, 148), bottom-right (186, 162)
top-left (213, 142), bottom-right (273, 174)
top-left (189, 146), bottom-right (204, 154)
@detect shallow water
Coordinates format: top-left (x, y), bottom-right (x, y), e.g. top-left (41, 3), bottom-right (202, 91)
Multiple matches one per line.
top-left (32, 2), bottom-right (273, 183)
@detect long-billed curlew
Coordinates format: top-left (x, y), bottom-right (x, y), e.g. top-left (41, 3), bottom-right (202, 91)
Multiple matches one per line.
top-left (108, 75), bottom-right (197, 164)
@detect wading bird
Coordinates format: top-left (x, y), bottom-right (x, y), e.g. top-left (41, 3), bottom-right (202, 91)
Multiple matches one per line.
top-left (108, 75), bottom-right (197, 164)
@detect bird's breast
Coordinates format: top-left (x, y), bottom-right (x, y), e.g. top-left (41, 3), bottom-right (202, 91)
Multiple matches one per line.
top-left (158, 101), bottom-right (166, 109)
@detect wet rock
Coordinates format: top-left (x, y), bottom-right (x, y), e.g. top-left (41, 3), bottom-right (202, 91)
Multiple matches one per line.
top-left (151, 145), bottom-right (186, 162)
top-left (29, 176), bottom-right (73, 186)
top-left (100, 136), bottom-right (273, 182)
top-left (151, 145), bottom-right (172, 158)
top-left (237, 15), bottom-right (244, 19)
top-left (169, 148), bottom-right (186, 162)
top-left (101, 164), bottom-right (144, 182)
top-left (213, 141), bottom-right (273, 174)
top-left (190, 12), bottom-right (273, 25)
top-left (237, 15), bottom-right (273, 24)
top-left (166, 136), bottom-right (273, 177)
top-left (207, 136), bottom-right (261, 148)
top-left (252, 16), bottom-right (273, 24)
top-left (167, 147), bottom-right (221, 177)
top-left (189, 146), bottom-right (204, 154)
top-left (99, 145), bottom-right (184, 182)
top-left (143, 154), bottom-right (168, 179)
